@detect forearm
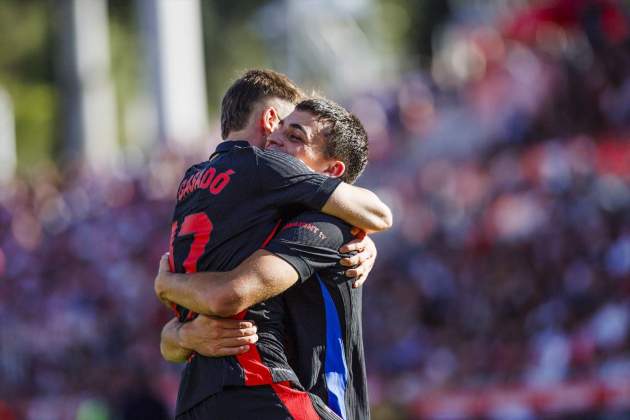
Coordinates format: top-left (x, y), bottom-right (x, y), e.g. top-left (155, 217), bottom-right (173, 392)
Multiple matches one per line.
top-left (160, 318), bottom-right (193, 363)
top-left (217, 251), bottom-right (299, 315)
top-left (156, 269), bottom-right (264, 317)
top-left (187, 251), bottom-right (298, 317)
top-left (322, 183), bottom-right (393, 233)
top-left (155, 252), bottom-right (298, 318)
top-left (156, 270), bottom-right (228, 316)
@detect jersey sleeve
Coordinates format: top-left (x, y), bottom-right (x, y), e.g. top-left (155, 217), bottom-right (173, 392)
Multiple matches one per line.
top-left (265, 211), bottom-right (353, 283)
top-left (256, 150), bottom-right (342, 210)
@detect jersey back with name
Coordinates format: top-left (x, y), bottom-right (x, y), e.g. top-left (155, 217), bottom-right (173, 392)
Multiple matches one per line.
top-left (169, 156), bottom-right (273, 276)
top-left (167, 141), bottom-right (342, 416)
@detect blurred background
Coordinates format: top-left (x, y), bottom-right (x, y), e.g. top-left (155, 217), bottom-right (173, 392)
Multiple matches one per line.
top-left (1, 0), bottom-right (629, 419)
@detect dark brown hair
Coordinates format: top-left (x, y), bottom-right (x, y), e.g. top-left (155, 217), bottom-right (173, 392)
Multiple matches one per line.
top-left (220, 69), bottom-right (305, 139)
top-left (296, 98), bottom-right (368, 184)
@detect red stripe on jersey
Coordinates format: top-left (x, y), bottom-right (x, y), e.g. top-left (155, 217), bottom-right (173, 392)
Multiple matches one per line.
top-left (231, 220), bottom-right (319, 419)
top-left (171, 303), bottom-right (181, 319)
top-left (231, 220), bottom-right (285, 384)
top-left (271, 381), bottom-right (320, 420)
top-left (232, 310), bottom-right (273, 385)
top-left (235, 344), bottom-right (275, 385)
top-left (260, 219), bottom-right (282, 249)
top-left (168, 222), bottom-right (177, 272)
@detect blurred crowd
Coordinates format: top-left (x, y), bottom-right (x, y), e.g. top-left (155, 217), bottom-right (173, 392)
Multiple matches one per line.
top-left (353, 0), bottom-right (630, 417)
top-left (1, 0), bottom-right (630, 419)
top-left (0, 155), bottom-right (188, 419)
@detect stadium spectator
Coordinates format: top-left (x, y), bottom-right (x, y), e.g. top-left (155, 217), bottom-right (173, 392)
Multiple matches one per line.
top-left (1, 1), bottom-right (629, 417)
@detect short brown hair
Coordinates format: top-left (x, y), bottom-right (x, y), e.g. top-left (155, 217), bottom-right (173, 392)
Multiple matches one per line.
top-left (296, 98), bottom-right (368, 184)
top-left (220, 69), bottom-right (305, 139)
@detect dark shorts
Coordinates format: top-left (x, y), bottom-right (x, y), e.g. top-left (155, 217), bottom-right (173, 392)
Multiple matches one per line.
top-left (176, 382), bottom-right (340, 420)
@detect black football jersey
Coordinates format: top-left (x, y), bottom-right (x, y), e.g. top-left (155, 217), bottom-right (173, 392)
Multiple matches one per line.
top-left (170, 141), bottom-right (341, 415)
top-left (266, 212), bottom-right (369, 420)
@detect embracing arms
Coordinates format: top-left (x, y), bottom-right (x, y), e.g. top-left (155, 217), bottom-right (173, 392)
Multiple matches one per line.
top-left (155, 230), bottom-right (378, 319)
top-left (155, 226), bottom-right (379, 317)
top-left (258, 151), bottom-right (392, 234)
top-left (155, 250), bottom-right (299, 318)
top-left (322, 183), bottom-right (392, 234)
top-left (161, 316), bottom-right (259, 361)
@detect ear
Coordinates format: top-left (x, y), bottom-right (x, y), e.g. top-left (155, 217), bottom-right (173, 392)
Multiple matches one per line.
top-left (322, 160), bottom-right (346, 179)
top-left (260, 106), bottom-right (281, 136)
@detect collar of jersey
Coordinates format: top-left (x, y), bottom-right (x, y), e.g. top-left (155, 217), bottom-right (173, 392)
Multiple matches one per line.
top-left (209, 140), bottom-right (251, 161)
top-left (215, 140), bottom-right (250, 153)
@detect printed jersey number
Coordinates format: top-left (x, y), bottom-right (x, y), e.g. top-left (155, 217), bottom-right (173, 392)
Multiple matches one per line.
top-left (168, 212), bottom-right (213, 273)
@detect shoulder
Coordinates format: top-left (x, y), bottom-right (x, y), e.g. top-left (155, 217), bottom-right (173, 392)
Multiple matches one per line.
top-left (280, 211), bottom-right (353, 247)
top-left (208, 145), bottom-right (258, 174)
top-left (284, 211), bottom-right (351, 229)
top-left (181, 160), bottom-right (209, 180)
top-left (255, 149), bottom-right (312, 174)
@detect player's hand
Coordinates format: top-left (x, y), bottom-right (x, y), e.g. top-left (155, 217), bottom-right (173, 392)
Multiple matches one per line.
top-left (339, 229), bottom-right (377, 289)
top-left (179, 314), bottom-right (258, 357)
top-left (154, 253), bottom-right (174, 308)
top-left (161, 317), bottom-right (194, 363)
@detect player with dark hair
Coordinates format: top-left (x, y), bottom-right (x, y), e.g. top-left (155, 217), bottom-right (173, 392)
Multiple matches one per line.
top-left (157, 70), bottom-right (391, 419)
top-left (220, 69), bottom-right (305, 141)
top-left (157, 97), bottom-right (377, 419)
top-left (291, 99), bottom-right (369, 184)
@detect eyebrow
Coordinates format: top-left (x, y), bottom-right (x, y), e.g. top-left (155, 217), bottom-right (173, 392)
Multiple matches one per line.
top-left (288, 123), bottom-right (307, 137)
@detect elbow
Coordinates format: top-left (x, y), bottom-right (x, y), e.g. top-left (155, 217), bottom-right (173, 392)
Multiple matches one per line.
top-left (369, 202), bottom-right (393, 233)
top-left (161, 349), bottom-right (187, 364)
top-left (160, 342), bottom-right (177, 363)
top-left (380, 205), bottom-right (393, 231)
top-left (206, 287), bottom-right (247, 318)
top-left (160, 336), bottom-right (188, 363)
top-left (213, 302), bottom-right (243, 318)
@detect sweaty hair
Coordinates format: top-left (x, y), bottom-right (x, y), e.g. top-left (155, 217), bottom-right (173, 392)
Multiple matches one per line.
top-left (221, 69), bottom-right (305, 139)
top-left (296, 98), bottom-right (368, 184)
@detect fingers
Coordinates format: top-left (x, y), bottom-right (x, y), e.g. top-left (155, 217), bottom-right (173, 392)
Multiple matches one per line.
top-left (196, 316), bottom-right (256, 330)
top-left (352, 275), bottom-right (366, 289)
top-left (340, 250), bottom-right (371, 267)
top-left (217, 335), bottom-right (259, 347)
top-left (194, 343), bottom-right (254, 357)
top-left (194, 333), bottom-right (259, 358)
top-left (339, 238), bottom-right (367, 254)
top-left (341, 233), bottom-right (377, 285)
top-left (344, 266), bottom-right (365, 278)
top-left (192, 316), bottom-right (258, 338)
top-left (180, 316), bottom-right (259, 358)
top-left (215, 324), bottom-right (258, 339)
top-left (159, 253), bottom-right (170, 272)
top-left (154, 255), bottom-right (172, 304)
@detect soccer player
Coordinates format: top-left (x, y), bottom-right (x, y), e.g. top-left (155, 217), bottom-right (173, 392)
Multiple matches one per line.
top-left (157, 98), bottom-right (376, 419)
top-left (158, 70), bottom-right (391, 419)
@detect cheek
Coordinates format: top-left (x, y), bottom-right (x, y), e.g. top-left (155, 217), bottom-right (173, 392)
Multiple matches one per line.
top-left (287, 144), bottom-right (304, 158)
top-left (301, 150), bottom-right (324, 170)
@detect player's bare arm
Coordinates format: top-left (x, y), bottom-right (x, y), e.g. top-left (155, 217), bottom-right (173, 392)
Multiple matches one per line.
top-left (262, 101), bottom-right (393, 234)
top-left (160, 317), bottom-right (193, 363)
top-left (160, 316), bottom-right (258, 362)
top-left (156, 232), bottom-right (377, 359)
top-left (339, 232), bottom-right (377, 288)
top-left (182, 316), bottom-right (258, 357)
top-left (155, 229), bottom-right (379, 313)
top-left (322, 182), bottom-right (393, 233)
top-left (155, 251), bottom-right (299, 317)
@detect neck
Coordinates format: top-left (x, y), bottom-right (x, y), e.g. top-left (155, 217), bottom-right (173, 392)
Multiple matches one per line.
top-left (225, 127), bottom-right (264, 148)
